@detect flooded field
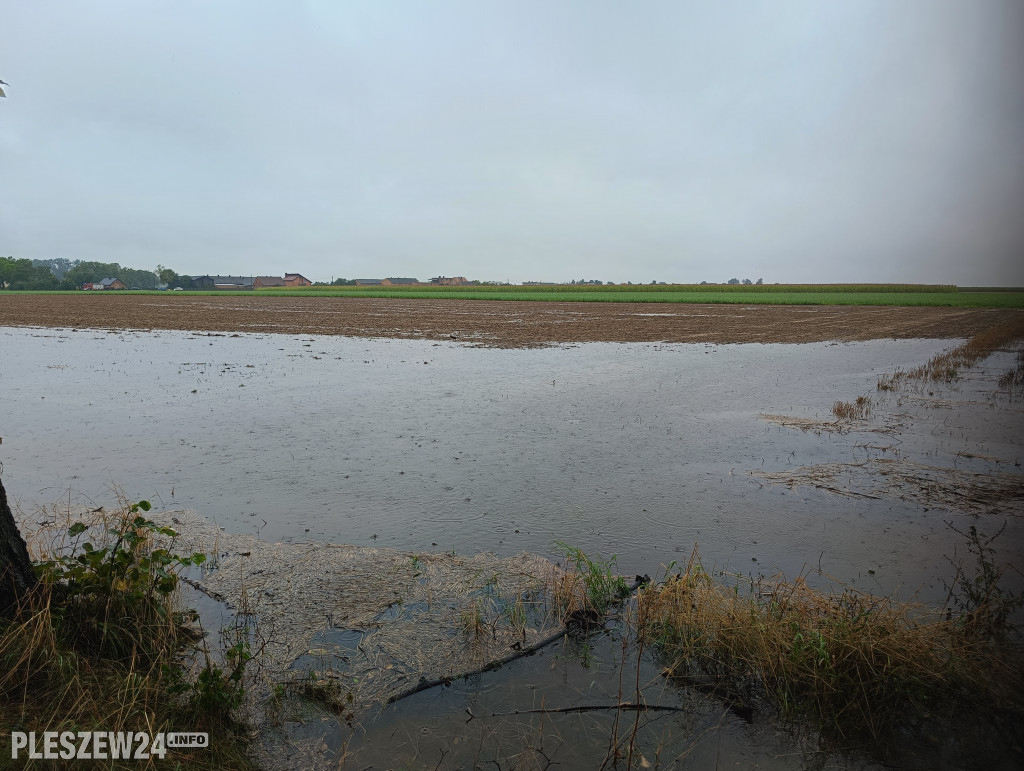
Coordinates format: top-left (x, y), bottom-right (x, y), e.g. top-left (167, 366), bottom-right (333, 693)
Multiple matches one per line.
top-left (5, 327), bottom-right (1018, 588)
top-left (3, 324), bottom-right (1023, 768)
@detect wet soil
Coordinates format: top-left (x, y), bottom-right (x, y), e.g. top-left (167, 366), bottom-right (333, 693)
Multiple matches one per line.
top-left (1, 293), bottom-right (1021, 346)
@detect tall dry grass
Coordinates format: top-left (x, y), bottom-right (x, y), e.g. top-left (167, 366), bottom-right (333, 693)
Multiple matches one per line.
top-left (636, 547), bottom-right (1023, 743)
top-left (831, 395), bottom-right (872, 421)
top-left (878, 316), bottom-right (1024, 390)
top-left (998, 348), bottom-right (1024, 392)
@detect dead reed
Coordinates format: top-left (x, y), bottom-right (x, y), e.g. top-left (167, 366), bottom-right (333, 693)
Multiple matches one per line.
top-left (878, 316), bottom-right (1024, 390)
top-left (998, 348), bottom-right (1024, 392)
top-left (831, 395), bottom-right (871, 421)
top-left (636, 547), bottom-right (1023, 743)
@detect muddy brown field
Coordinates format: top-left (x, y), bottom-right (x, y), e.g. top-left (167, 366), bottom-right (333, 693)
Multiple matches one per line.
top-left (2, 293), bottom-right (1022, 346)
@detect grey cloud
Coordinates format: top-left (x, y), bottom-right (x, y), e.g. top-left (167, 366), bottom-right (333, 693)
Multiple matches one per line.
top-left (1, 0), bottom-right (1021, 284)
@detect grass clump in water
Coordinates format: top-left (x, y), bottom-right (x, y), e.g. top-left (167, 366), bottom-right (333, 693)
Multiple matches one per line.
top-left (997, 348), bottom-right (1024, 393)
top-left (831, 395), bottom-right (871, 421)
top-left (553, 542), bottom-right (631, 623)
top-left (459, 598), bottom-right (488, 639)
top-left (636, 545), bottom-right (1023, 745)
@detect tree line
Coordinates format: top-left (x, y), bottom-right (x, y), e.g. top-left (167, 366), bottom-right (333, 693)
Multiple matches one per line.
top-left (0, 257), bottom-right (190, 290)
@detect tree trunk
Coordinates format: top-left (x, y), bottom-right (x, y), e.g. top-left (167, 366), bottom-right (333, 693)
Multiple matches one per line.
top-left (0, 476), bottom-right (36, 618)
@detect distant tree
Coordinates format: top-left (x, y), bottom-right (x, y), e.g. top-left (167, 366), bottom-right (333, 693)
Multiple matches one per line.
top-left (32, 258), bottom-right (77, 280)
top-left (756, 278), bottom-right (763, 285)
top-left (61, 261), bottom-right (157, 290)
top-left (0, 257), bottom-right (60, 290)
top-left (121, 267), bottom-right (157, 290)
top-left (61, 261), bottom-right (120, 288)
top-left (742, 278), bottom-right (752, 285)
top-left (700, 281), bottom-right (707, 285)
top-left (156, 265), bottom-right (180, 287)
top-left (727, 278), bottom-right (740, 285)
top-left (331, 278), bottom-right (356, 286)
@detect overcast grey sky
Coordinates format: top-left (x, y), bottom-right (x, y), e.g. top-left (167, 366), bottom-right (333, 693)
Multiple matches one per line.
top-left (2, 1), bottom-right (1022, 284)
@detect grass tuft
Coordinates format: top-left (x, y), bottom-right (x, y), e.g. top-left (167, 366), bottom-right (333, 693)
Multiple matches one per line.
top-left (460, 599), bottom-right (488, 639)
top-left (552, 542), bottom-right (631, 623)
top-left (636, 545), bottom-right (1023, 744)
top-left (831, 395), bottom-right (872, 421)
top-left (998, 349), bottom-right (1024, 393)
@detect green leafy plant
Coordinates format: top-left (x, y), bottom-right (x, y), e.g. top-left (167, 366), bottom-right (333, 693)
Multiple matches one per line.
top-left (3, 497), bottom-right (258, 770)
top-left (187, 639), bottom-right (251, 714)
top-left (35, 500), bottom-right (206, 658)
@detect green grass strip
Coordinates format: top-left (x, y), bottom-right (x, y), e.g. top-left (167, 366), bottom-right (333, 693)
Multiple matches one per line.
top-left (6, 286), bottom-right (1024, 307)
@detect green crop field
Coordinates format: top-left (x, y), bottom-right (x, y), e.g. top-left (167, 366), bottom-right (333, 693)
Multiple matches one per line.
top-left (253, 283), bottom-right (1024, 307)
top-left (7, 284), bottom-right (1024, 308)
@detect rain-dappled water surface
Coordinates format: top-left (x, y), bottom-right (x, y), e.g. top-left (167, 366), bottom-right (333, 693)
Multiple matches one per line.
top-left (5, 325), bottom-right (1024, 769)
top-left (3, 326), bottom-right (1022, 601)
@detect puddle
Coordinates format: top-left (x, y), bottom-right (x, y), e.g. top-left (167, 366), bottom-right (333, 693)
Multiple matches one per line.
top-left (291, 628), bottom-right (364, 674)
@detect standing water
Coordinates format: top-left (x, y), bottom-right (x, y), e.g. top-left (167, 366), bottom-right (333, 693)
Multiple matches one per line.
top-left (3, 325), bottom-right (1022, 768)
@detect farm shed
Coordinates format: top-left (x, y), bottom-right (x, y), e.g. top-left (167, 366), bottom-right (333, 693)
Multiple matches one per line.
top-left (254, 276), bottom-right (286, 288)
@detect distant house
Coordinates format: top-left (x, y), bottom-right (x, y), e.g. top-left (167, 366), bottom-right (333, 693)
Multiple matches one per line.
top-left (84, 277), bottom-right (126, 290)
top-left (196, 276), bottom-right (255, 290)
top-left (355, 279), bottom-right (383, 286)
top-left (284, 273), bottom-right (312, 287)
top-left (381, 277), bottom-right (420, 286)
top-left (216, 276), bottom-right (254, 290)
top-left (253, 276), bottom-right (286, 288)
top-left (429, 276), bottom-right (469, 286)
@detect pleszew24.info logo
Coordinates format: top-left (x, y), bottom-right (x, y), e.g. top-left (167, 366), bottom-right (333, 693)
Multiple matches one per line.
top-left (10, 731), bottom-right (208, 760)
